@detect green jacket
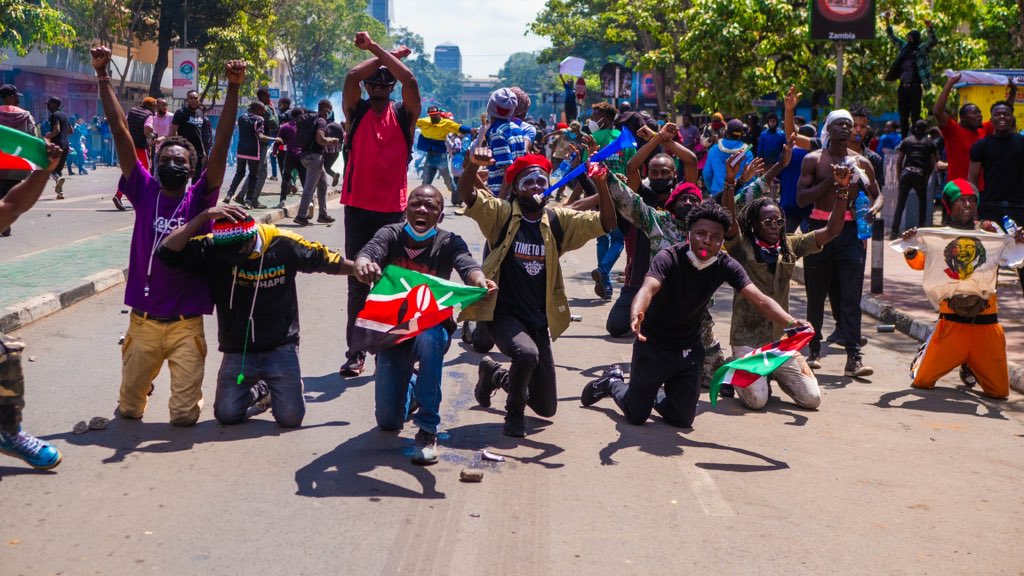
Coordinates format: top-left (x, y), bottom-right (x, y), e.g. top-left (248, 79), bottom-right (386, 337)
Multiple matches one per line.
top-left (459, 188), bottom-right (605, 339)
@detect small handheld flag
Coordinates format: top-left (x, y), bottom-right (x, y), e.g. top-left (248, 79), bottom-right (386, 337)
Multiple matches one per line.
top-left (707, 326), bottom-right (816, 407)
top-left (0, 124), bottom-right (49, 171)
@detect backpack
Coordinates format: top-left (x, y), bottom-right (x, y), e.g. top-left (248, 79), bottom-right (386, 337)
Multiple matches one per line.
top-left (295, 110), bottom-right (319, 155)
top-left (497, 206), bottom-right (565, 255)
top-left (343, 99), bottom-right (414, 164)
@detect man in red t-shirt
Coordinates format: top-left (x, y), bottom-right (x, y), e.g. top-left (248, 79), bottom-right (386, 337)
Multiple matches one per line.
top-left (933, 73), bottom-right (1016, 191)
top-left (339, 31), bottom-right (421, 377)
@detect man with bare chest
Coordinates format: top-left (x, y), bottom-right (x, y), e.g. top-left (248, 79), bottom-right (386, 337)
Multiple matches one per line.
top-left (797, 110), bottom-right (883, 378)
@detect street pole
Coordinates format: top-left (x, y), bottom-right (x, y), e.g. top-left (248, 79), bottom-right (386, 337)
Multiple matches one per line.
top-left (834, 41), bottom-right (844, 108)
top-left (614, 67), bottom-right (620, 106)
top-left (183, 0), bottom-right (188, 47)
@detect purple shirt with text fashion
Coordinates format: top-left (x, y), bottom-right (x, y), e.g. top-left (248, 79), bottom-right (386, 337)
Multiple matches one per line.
top-left (120, 161), bottom-right (219, 316)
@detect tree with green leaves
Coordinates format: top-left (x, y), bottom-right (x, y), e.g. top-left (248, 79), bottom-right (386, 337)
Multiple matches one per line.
top-left (0, 0), bottom-right (75, 60)
top-left (497, 52), bottom-right (557, 93)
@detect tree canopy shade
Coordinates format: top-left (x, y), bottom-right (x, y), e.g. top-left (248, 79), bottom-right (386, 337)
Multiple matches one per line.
top-left (0, 0), bottom-right (75, 59)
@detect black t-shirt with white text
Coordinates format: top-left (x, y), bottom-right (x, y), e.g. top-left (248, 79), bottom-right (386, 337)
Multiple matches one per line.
top-left (172, 106), bottom-right (207, 158)
top-left (495, 218), bottom-right (547, 330)
top-left (642, 243), bottom-right (751, 346)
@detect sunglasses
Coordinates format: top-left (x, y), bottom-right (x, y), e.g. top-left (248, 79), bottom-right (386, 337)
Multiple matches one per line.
top-left (759, 217), bottom-right (786, 229)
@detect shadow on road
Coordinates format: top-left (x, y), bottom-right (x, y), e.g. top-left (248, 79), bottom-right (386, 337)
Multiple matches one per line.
top-left (0, 465), bottom-right (58, 479)
top-left (583, 404), bottom-right (789, 473)
top-left (41, 417), bottom-right (350, 464)
top-left (708, 396), bottom-right (813, 427)
top-left (304, 372), bottom-right (372, 404)
top-left (873, 387), bottom-right (1008, 420)
top-left (443, 420), bottom-right (565, 469)
top-left (294, 428), bottom-right (444, 500)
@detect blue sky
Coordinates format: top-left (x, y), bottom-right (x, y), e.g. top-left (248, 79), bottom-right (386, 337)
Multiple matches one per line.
top-left (391, 0), bottom-right (552, 79)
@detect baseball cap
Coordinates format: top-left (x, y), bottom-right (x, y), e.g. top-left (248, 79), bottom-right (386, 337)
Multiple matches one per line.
top-left (0, 84), bottom-right (22, 98)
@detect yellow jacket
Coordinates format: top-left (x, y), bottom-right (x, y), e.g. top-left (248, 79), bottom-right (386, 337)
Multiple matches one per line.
top-left (458, 188), bottom-right (605, 339)
top-left (416, 117), bottom-right (464, 142)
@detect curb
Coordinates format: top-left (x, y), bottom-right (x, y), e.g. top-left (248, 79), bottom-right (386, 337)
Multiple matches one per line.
top-left (793, 263), bottom-right (1023, 395)
top-left (1, 191), bottom-right (339, 335)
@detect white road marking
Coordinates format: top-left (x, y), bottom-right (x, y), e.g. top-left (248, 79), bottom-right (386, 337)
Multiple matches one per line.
top-left (679, 461), bottom-right (735, 517)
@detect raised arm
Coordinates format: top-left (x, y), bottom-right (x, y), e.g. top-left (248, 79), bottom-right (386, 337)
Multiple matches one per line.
top-left (458, 147), bottom-right (494, 207)
top-left (626, 125), bottom-right (665, 191)
top-left (163, 205), bottom-right (248, 252)
top-left (933, 73), bottom-right (958, 127)
top-left (739, 283), bottom-right (802, 327)
top-left (720, 151), bottom-right (745, 239)
top-left (354, 32), bottom-right (420, 119)
top-left (343, 42), bottom-right (413, 120)
top-left (592, 167), bottom-right (620, 233)
top-left (91, 47), bottom-right (137, 180)
top-left (205, 60), bottom-right (246, 190)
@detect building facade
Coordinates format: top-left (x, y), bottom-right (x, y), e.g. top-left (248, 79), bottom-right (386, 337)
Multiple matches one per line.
top-left (367, 0), bottom-right (393, 30)
top-left (434, 43), bottom-right (462, 75)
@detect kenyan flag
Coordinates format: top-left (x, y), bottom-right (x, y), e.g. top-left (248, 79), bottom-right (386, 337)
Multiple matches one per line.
top-left (0, 124), bottom-right (49, 171)
top-left (708, 326), bottom-right (816, 407)
top-left (352, 265), bottom-right (488, 354)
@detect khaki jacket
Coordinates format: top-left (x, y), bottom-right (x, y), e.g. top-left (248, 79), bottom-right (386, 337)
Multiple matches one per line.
top-left (458, 188), bottom-right (605, 339)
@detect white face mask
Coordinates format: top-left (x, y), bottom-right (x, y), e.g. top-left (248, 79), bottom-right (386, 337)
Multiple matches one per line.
top-left (686, 247), bottom-right (717, 270)
top-left (587, 119), bottom-right (601, 133)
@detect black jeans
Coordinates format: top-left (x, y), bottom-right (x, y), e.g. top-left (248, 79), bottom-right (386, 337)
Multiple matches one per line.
top-left (484, 315), bottom-right (558, 418)
top-left (804, 219), bottom-right (865, 357)
top-left (606, 285), bottom-right (638, 337)
top-left (893, 168), bottom-right (929, 233)
top-left (323, 152), bottom-right (340, 179)
top-left (279, 155), bottom-right (306, 203)
top-left (608, 336), bottom-right (705, 428)
top-left (897, 83), bottom-right (922, 138)
top-left (226, 158), bottom-right (260, 203)
top-left (344, 206), bottom-right (404, 356)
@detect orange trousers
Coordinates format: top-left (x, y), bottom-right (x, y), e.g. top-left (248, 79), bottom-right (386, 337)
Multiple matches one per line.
top-left (912, 317), bottom-right (1009, 399)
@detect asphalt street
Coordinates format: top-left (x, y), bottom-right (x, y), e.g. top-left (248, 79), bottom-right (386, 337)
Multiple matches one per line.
top-left (2, 172), bottom-right (1023, 575)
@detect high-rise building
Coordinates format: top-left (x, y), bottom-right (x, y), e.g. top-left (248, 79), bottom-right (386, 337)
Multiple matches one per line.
top-left (434, 43), bottom-right (461, 75)
top-left (366, 0), bottom-right (393, 30)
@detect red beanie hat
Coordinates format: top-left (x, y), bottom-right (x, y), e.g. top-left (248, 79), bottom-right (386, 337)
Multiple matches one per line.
top-left (504, 154), bottom-right (552, 184)
top-left (665, 182), bottom-right (702, 209)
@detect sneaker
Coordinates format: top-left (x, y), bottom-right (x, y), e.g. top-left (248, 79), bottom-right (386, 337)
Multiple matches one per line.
top-left (248, 201), bottom-right (268, 209)
top-left (276, 201), bottom-right (287, 209)
top-left (223, 195), bottom-right (234, 204)
top-left (807, 353), bottom-right (822, 370)
top-left (411, 430), bottom-right (438, 465)
top-left (293, 216), bottom-right (311, 227)
top-left (112, 195), bottom-right (126, 211)
top-left (959, 364), bottom-right (978, 388)
top-left (331, 173), bottom-right (340, 188)
top-left (602, 286), bottom-right (613, 301)
top-left (503, 414), bottom-right (526, 438)
top-left (844, 355), bottom-right (874, 378)
top-left (339, 353), bottom-right (365, 377)
top-left (317, 213), bottom-right (336, 224)
top-left (307, 205), bottom-right (315, 220)
top-left (0, 426), bottom-right (62, 470)
top-left (269, 176), bottom-right (278, 181)
top-left (54, 176), bottom-right (65, 198)
top-left (475, 356), bottom-right (501, 408)
top-left (580, 365), bottom-right (622, 407)
top-left (245, 380), bottom-right (272, 418)
top-left (591, 269), bottom-right (607, 298)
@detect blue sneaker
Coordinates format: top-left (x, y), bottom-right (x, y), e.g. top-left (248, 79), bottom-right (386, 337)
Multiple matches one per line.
top-left (0, 427), bottom-right (62, 470)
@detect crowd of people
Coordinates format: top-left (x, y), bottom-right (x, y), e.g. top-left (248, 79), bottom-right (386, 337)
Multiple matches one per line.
top-left (1, 28), bottom-right (1022, 472)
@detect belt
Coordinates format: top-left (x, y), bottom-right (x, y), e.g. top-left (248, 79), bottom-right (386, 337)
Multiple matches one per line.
top-left (810, 208), bottom-right (854, 222)
top-left (131, 308), bottom-right (200, 323)
top-left (939, 313), bottom-right (998, 325)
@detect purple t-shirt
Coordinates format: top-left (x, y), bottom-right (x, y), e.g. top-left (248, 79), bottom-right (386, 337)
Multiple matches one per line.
top-left (120, 161), bottom-right (219, 316)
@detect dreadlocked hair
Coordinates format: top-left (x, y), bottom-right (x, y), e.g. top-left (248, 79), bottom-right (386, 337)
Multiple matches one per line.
top-left (739, 196), bottom-right (792, 261)
top-left (685, 200), bottom-right (733, 233)
top-left (156, 136), bottom-right (198, 171)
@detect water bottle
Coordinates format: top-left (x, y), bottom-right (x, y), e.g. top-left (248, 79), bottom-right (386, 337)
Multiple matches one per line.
top-left (551, 152), bottom-right (577, 181)
top-left (1002, 216), bottom-right (1020, 236)
top-left (855, 190), bottom-right (871, 240)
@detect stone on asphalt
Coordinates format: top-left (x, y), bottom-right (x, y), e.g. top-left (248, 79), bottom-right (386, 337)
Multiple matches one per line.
top-left (460, 468), bottom-right (484, 482)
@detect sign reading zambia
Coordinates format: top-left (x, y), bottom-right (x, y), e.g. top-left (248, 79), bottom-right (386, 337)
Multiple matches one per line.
top-left (810, 0), bottom-right (876, 41)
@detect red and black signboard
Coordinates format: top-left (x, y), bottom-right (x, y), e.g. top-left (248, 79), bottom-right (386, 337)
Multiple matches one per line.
top-left (810, 0), bottom-right (876, 41)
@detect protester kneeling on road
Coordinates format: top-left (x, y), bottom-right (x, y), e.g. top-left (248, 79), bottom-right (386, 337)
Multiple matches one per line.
top-left (353, 185), bottom-right (495, 464)
top-left (580, 201), bottom-right (811, 428)
top-left (158, 208), bottom-right (353, 428)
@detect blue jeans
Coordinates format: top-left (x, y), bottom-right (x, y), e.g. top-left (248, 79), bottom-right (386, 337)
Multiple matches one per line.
top-left (214, 342), bottom-right (305, 428)
top-left (374, 325), bottom-right (450, 435)
top-left (596, 228), bottom-right (625, 289)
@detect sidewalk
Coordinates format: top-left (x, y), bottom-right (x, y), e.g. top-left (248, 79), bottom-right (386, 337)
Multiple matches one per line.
top-left (1, 189), bottom-right (339, 333)
top-left (795, 238), bottom-right (1024, 393)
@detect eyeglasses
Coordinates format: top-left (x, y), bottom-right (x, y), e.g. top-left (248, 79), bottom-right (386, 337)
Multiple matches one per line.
top-left (691, 230), bottom-right (724, 245)
top-left (759, 217), bottom-right (786, 229)
top-left (954, 196), bottom-right (978, 205)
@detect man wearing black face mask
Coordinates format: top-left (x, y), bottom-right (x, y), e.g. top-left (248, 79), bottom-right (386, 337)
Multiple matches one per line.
top-left (458, 151), bottom-right (616, 437)
top-left (94, 46), bottom-right (245, 426)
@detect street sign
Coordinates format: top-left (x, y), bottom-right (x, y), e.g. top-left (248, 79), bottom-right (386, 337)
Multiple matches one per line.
top-left (751, 99), bottom-right (778, 107)
top-left (810, 0), bottom-right (876, 41)
top-left (172, 48), bottom-right (199, 99)
top-left (269, 88), bottom-right (280, 99)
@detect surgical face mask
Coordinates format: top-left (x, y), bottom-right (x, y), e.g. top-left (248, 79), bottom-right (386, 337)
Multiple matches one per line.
top-left (156, 162), bottom-right (190, 189)
top-left (587, 119), bottom-right (601, 133)
top-left (403, 222), bottom-right (437, 242)
top-left (649, 178), bottom-right (676, 195)
top-left (686, 246), bottom-right (717, 270)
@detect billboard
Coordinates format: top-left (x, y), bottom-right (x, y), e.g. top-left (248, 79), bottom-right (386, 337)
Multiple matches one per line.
top-left (172, 49), bottom-right (199, 99)
top-left (810, 0), bottom-right (876, 41)
top-left (599, 63), bottom-right (632, 99)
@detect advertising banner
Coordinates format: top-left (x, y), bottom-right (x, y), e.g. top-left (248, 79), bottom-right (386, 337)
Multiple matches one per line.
top-left (172, 49), bottom-right (199, 99)
top-left (810, 0), bottom-right (876, 41)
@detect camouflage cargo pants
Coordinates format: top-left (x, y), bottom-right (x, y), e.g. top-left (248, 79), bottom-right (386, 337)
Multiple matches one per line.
top-left (0, 333), bottom-right (26, 433)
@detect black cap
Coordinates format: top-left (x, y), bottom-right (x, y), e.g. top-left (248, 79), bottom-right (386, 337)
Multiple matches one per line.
top-left (0, 84), bottom-right (22, 98)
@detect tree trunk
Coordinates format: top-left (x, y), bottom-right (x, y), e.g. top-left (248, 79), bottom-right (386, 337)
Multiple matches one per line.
top-left (149, 0), bottom-right (175, 97)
